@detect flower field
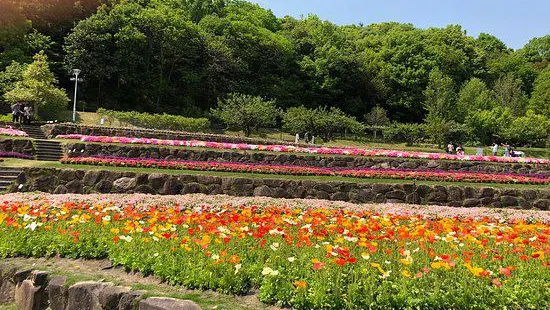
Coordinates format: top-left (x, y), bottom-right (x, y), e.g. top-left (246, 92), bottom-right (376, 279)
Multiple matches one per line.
top-left (0, 127), bottom-right (28, 137)
top-left (56, 134), bottom-right (550, 164)
top-left (61, 156), bottom-right (550, 185)
top-left (1, 193), bottom-right (548, 309)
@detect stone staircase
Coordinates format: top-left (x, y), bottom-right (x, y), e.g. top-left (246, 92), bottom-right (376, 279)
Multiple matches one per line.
top-left (0, 167), bottom-right (23, 192)
top-left (34, 140), bottom-right (64, 161)
top-left (21, 125), bottom-right (64, 161)
top-left (21, 124), bottom-right (47, 139)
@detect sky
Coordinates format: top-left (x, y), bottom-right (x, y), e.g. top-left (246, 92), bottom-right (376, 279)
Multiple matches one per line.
top-left (252, 0), bottom-right (549, 50)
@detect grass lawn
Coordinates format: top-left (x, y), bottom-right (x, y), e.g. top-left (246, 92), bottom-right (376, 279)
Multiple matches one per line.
top-left (0, 305), bottom-right (19, 310)
top-left (1, 158), bottom-right (546, 190)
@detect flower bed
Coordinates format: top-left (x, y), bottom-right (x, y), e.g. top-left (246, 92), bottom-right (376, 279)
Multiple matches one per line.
top-left (56, 134), bottom-right (550, 164)
top-left (61, 156), bottom-right (550, 185)
top-left (0, 151), bottom-right (33, 159)
top-left (0, 193), bottom-right (548, 309)
top-left (0, 127), bottom-right (28, 137)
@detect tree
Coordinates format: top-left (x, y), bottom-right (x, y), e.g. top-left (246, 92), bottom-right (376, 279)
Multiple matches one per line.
top-left (3, 51), bottom-right (69, 120)
top-left (423, 68), bottom-right (457, 146)
top-left (492, 73), bottom-right (528, 116)
top-left (364, 105), bottom-right (390, 139)
top-left (282, 106), bottom-right (364, 142)
top-left (528, 69), bottom-right (550, 117)
top-left (212, 93), bottom-right (279, 136)
top-left (456, 78), bottom-right (495, 121)
top-left (519, 35), bottom-right (550, 69)
top-left (501, 110), bottom-right (550, 147)
top-left (0, 62), bottom-right (27, 97)
top-left (464, 107), bottom-right (511, 145)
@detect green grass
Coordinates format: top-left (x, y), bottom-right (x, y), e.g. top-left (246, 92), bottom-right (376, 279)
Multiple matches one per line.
top-left (1, 158), bottom-right (546, 190)
top-left (0, 305), bottom-right (19, 310)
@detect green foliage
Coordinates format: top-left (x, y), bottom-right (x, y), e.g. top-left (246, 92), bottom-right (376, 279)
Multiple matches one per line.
top-left (282, 106), bottom-right (364, 142)
top-left (0, 62), bottom-right (27, 98)
top-left (528, 69), bottom-right (550, 117)
top-left (501, 110), bottom-right (550, 147)
top-left (519, 35), bottom-right (550, 68)
top-left (212, 93), bottom-right (279, 136)
top-left (364, 105), bottom-right (390, 127)
top-left (383, 123), bottom-right (426, 146)
top-left (424, 68), bottom-right (458, 146)
top-left (3, 51), bottom-right (69, 120)
top-left (492, 73), bottom-right (528, 116)
top-left (464, 107), bottom-right (512, 145)
top-left (97, 108), bottom-right (211, 132)
top-left (456, 78), bottom-right (496, 121)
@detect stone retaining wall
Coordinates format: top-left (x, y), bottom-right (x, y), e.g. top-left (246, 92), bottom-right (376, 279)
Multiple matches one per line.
top-left (0, 138), bottom-right (35, 156)
top-left (0, 265), bottom-right (200, 310)
top-left (44, 123), bottom-right (313, 147)
top-left (66, 142), bottom-right (550, 176)
top-left (12, 168), bottom-right (550, 210)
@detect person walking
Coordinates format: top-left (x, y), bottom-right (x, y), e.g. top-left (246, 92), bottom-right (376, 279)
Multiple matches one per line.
top-left (491, 143), bottom-right (499, 156)
top-left (447, 142), bottom-right (455, 154)
top-left (23, 104), bottom-right (33, 124)
top-left (11, 101), bottom-right (21, 123)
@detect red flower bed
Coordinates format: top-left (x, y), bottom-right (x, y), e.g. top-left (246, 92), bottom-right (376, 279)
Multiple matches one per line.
top-left (61, 156), bottom-right (550, 185)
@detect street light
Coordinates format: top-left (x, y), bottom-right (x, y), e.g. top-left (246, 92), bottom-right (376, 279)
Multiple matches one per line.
top-left (70, 69), bottom-right (82, 123)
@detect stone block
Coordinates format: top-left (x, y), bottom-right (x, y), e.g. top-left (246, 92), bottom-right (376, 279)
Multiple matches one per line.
top-left (47, 276), bottom-right (68, 310)
top-left (113, 178), bottom-right (137, 193)
top-left (139, 297), bottom-right (201, 310)
top-left (66, 281), bottom-right (111, 310)
top-left (98, 286), bottom-right (131, 310)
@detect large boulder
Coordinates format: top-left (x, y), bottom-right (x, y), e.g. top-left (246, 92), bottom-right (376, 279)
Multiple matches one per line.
top-left (253, 185), bottom-right (272, 197)
top-left (113, 178), bottom-right (137, 193)
top-left (66, 281), bottom-right (111, 310)
top-left (15, 271), bottom-right (48, 310)
top-left (47, 276), bottom-right (68, 310)
top-left (0, 265), bottom-right (18, 303)
top-left (98, 286), bottom-right (131, 310)
top-left (139, 297), bottom-right (201, 310)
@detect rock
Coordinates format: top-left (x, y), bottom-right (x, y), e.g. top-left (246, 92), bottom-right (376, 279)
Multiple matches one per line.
top-left (162, 178), bottom-right (182, 195)
top-left (501, 196), bottom-right (519, 207)
top-left (66, 180), bottom-right (84, 194)
top-left (462, 199), bottom-right (480, 208)
top-left (272, 187), bottom-right (289, 198)
top-left (314, 191), bottom-right (330, 200)
top-left (354, 189), bottom-right (374, 202)
top-left (113, 178), bottom-right (137, 193)
top-left (32, 175), bottom-right (57, 192)
top-left (47, 276), bottom-right (68, 310)
top-left (533, 199), bottom-right (550, 211)
top-left (521, 190), bottom-right (537, 201)
top-left (447, 187), bottom-right (463, 201)
top-left (148, 174), bottom-right (167, 190)
top-left (59, 170), bottom-right (77, 182)
top-left (372, 184), bottom-right (391, 194)
top-left (83, 170), bottom-right (102, 186)
top-left (479, 187), bottom-right (495, 198)
top-left (427, 190), bottom-right (447, 203)
top-left (66, 281), bottom-right (110, 310)
top-left (95, 180), bottom-right (113, 193)
top-left (385, 190), bottom-right (405, 201)
top-left (139, 297), bottom-right (201, 310)
top-left (30, 271), bottom-right (48, 286)
top-left (374, 193), bottom-right (386, 203)
top-left (13, 270), bottom-right (32, 285)
top-left (15, 279), bottom-right (47, 310)
top-left (134, 185), bottom-right (154, 194)
top-left (253, 185), bottom-right (273, 197)
top-left (98, 286), bottom-right (131, 310)
top-left (118, 291), bottom-right (141, 310)
top-left (405, 192), bottom-right (421, 204)
top-left (330, 192), bottom-right (348, 201)
top-left (463, 187), bottom-right (478, 199)
top-left (182, 183), bottom-right (201, 194)
top-left (313, 183), bottom-right (334, 193)
top-left (53, 185), bottom-right (68, 194)
top-left (416, 185), bottom-right (431, 197)
top-left (0, 265), bottom-right (18, 303)
top-left (426, 160), bottom-right (439, 168)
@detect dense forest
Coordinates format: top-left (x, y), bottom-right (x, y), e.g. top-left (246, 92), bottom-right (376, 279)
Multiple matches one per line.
top-left (1, 0), bottom-right (549, 145)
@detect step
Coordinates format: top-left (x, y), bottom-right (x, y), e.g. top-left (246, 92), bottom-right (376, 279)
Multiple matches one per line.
top-left (0, 171), bottom-right (21, 177)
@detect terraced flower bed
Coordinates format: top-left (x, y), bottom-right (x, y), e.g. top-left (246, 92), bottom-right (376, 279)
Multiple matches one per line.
top-left (0, 127), bottom-right (28, 137)
top-left (61, 156), bottom-right (550, 185)
top-left (56, 134), bottom-right (550, 164)
top-left (0, 193), bottom-right (548, 309)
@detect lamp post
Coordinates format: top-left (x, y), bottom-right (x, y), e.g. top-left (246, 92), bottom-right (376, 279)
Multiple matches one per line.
top-left (70, 69), bottom-right (82, 123)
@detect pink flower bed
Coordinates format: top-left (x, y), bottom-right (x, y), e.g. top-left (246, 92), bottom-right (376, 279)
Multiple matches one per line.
top-left (2, 192), bottom-right (548, 223)
top-left (56, 134), bottom-right (550, 164)
top-left (0, 127), bottom-right (28, 137)
top-left (61, 156), bottom-right (550, 185)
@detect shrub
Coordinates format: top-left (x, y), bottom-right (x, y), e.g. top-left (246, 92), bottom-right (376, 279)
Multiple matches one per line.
top-left (383, 123), bottom-right (426, 146)
top-left (97, 108), bottom-right (210, 132)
